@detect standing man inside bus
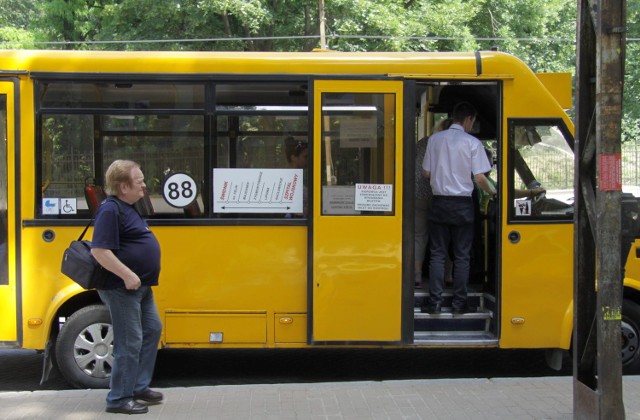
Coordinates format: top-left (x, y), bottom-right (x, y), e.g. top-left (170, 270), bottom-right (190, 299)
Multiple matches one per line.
top-left (91, 160), bottom-right (163, 415)
top-left (421, 102), bottom-right (495, 314)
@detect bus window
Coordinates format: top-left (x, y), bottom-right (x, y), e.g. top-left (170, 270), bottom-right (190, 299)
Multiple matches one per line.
top-left (320, 92), bottom-right (396, 216)
top-left (0, 95), bottom-right (7, 284)
top-left (213, 82), bottom-right (309, 218)
top-left (38, 82), bottom-right (206, 218)
top-left (508, 120), bottom-right (574, 220)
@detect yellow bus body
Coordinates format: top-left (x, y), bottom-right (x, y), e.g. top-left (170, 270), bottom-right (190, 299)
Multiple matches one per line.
top-left (0, 49), bottom-right (638, 387)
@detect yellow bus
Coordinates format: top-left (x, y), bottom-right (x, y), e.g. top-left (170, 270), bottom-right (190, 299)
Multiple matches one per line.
top-left (0, 49), bottom-right (638, 388)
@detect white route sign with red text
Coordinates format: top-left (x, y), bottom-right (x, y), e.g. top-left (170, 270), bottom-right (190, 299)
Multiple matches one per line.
top-left (213, 168), bottom-right (303, 213)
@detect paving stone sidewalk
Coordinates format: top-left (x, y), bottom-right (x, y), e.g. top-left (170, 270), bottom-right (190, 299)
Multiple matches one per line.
top-left (1, 376), bottom-right (639, 419)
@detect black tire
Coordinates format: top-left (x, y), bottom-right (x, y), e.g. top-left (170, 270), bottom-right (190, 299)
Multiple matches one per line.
top-left (55, 304), bottom-right (112, 389)
top-left (622, 299), bottom-right (640, 374)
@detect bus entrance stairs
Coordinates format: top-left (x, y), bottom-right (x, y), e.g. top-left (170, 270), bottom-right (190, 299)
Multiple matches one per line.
top-left (413, 286), bottom-right (498, 346)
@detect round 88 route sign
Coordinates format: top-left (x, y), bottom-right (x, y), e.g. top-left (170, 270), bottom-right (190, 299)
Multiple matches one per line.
top-left (162, 173), bottom-right (198, 208)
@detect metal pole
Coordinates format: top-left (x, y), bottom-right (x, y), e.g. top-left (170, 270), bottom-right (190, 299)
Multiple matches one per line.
top-left (574, 0), bottom-right (626, 418)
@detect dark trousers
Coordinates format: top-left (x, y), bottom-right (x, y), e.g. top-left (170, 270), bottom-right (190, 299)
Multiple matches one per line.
top-left (428, 195), bottom-right (475, 308)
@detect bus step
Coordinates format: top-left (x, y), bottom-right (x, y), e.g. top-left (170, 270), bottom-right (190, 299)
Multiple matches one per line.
top-left (414, 292), bottom-right (486, 310)
top-left (413, 307), bottom-right (492, 318)
top-left (413, 307), bottom-right (492, 332)
top-left (413, 331), bottom-right (498, 346)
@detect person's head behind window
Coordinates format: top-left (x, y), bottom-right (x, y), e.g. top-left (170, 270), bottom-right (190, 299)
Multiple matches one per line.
top-left (284, 136), bottom-right (308, 169)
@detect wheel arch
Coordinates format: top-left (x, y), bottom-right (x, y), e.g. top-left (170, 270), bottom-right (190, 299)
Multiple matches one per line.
top-left (40, 287), bottom-right (103, 385)
top-left (623, 281), bottom-right (640, 305)
top-left (44, 287), bottom-right (103, 341)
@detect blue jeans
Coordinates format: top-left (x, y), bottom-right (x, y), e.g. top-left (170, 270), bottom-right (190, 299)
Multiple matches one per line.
top-left (98, 286), bottom-right (162, 408)
top-left (428, 196), bottom-right (475, 308)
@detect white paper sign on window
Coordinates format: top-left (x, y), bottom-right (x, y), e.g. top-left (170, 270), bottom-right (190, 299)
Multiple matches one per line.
top-left (339, 117), bottom-right (377, 148)
top-left (354, 183), bottom-right (393, 212)
top-left (213, 168), bottom-right (303, 213)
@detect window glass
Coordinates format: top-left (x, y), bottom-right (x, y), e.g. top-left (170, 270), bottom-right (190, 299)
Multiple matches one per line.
top-left (41, 114), bottom-right (95, 212)
top-left (40, 113), bottom-right (205, 217)
top-left (37, 80), bottom-right (310, 220)
top-left (40, 82), bottom-right (204, 109)
top-left (213, 113), bottom-right (308, 218)
top-left (211, 82), bottom-right (309, 218)
top-left (509, 121), bottom-right (574, 220)
top-left (215, 83), bottom-right (308, 110)
top-left (320, 93), bottom-right (396, 216)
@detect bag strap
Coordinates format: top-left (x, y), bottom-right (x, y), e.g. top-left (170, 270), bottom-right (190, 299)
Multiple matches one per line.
top-left (77, 218), bottom-right (93, 241)
top-left (77, 196), bottom-right (127, 241)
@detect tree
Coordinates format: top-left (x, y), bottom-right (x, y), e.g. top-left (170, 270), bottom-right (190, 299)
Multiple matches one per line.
top-left (33, 0), bottom-right (112, 49)
top-left (6, 0), bottom-right (640, 143)
top-left (470, 0), bottom-right (576, 73)
top-left (0, 0), bottom-right (39, 47)
top-left (623, 0), bottom-right (640, 143)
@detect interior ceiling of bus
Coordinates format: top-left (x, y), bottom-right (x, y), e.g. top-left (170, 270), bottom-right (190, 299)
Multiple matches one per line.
top-left (419, 82), bottom-right (499, 140)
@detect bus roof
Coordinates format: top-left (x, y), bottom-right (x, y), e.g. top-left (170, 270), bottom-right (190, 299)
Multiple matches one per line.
top-left (0, 49), bottom-right (532, 79)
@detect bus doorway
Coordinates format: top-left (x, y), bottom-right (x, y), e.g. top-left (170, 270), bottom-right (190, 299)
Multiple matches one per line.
top-left (411, 81), bottom-right (501, 346)
top-left (311, 80), bottom-right (404, 343)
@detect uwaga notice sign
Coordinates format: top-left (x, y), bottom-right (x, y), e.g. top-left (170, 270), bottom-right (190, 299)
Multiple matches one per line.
top-left (213, 168), bottom-right (303, 213)
top-left (354, 183), bottom-right (393, 212)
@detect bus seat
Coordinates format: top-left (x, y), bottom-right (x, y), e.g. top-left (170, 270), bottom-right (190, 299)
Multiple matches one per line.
top-left (183, 200), bottom-right (202, 217)
top-left (134, 187), bottom-right (155, 216)
top-left (84, 184), bottom-right (106, 216)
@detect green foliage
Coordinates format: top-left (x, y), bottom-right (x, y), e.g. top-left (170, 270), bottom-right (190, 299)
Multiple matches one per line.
top-left (471, 0), bottom-right (576, 72)
top-left (0, 26), bottom-right (35, 47)
top-left (0, 0), bottom-right (39, 29)
top-left (0, 0), bottom-right (39, 46)
top-left (1, 0), bottom-right (640, 143)
top-left (625, 2), bottom-right (640, 144)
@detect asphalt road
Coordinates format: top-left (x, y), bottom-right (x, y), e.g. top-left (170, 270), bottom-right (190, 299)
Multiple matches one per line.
top-left (0, 347), bottom-right (573, 391)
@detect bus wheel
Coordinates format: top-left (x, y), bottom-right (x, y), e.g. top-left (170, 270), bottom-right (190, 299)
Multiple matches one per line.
top-left (55, 304), bottom-right (112, 389)
top-left (622, 299), bottom-right (640, 374)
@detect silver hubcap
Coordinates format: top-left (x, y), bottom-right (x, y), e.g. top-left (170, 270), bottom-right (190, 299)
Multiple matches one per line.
top-left (73, 322), bottom-right (114, 379)
top-left (621, 319), bottom-right (639, 365)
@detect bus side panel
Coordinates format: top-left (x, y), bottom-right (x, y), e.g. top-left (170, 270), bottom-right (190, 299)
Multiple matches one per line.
top-left (500, 224), bottom-right (574, 348)
top-left (20, 227), bottom-right (81, 348)
top-left (21, 225), bottom-right (309, 349)
top-left (154, 225), bottom-right (308, 347)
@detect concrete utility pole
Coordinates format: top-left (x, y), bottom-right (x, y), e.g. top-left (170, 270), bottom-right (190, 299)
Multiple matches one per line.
top-left (574, 0), bottom-right (627, 418)
top-left (319, 0), bottom-right (328, 50)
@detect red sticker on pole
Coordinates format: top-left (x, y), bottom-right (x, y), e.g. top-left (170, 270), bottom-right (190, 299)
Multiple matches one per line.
top-left (599, 153), bottom-right (622, 191)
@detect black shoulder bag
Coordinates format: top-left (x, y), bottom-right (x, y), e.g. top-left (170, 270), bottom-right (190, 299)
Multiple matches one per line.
top-left (61, 197), bottom-right (122, 289)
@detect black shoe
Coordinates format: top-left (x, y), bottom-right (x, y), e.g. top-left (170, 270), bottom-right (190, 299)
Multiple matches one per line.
top-left (421, 303), bottom-right (442, 314)
top-left (106, 401), bottom-right (149, 414)
top-left (452, 305), bottom-right (476, 315)
top-left (134, 389), bottom-right (164, 403)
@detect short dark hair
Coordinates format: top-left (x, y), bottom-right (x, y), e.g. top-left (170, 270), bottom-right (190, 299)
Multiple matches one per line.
top-left (452, 101), bottom-right (477, 123)
top-left (284, 136), bottom-right (308, 163)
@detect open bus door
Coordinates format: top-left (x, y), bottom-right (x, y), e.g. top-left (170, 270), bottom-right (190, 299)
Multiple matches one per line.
top-left (500, 119), bottom-right (575, 350)
top-left (310, 80), bottom-right (404, 343)
top-left (0, 81), bottom-right (16, 345)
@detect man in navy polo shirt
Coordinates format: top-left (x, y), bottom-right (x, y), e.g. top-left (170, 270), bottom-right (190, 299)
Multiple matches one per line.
top-left (91, 160), bottom-right (163, 415)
